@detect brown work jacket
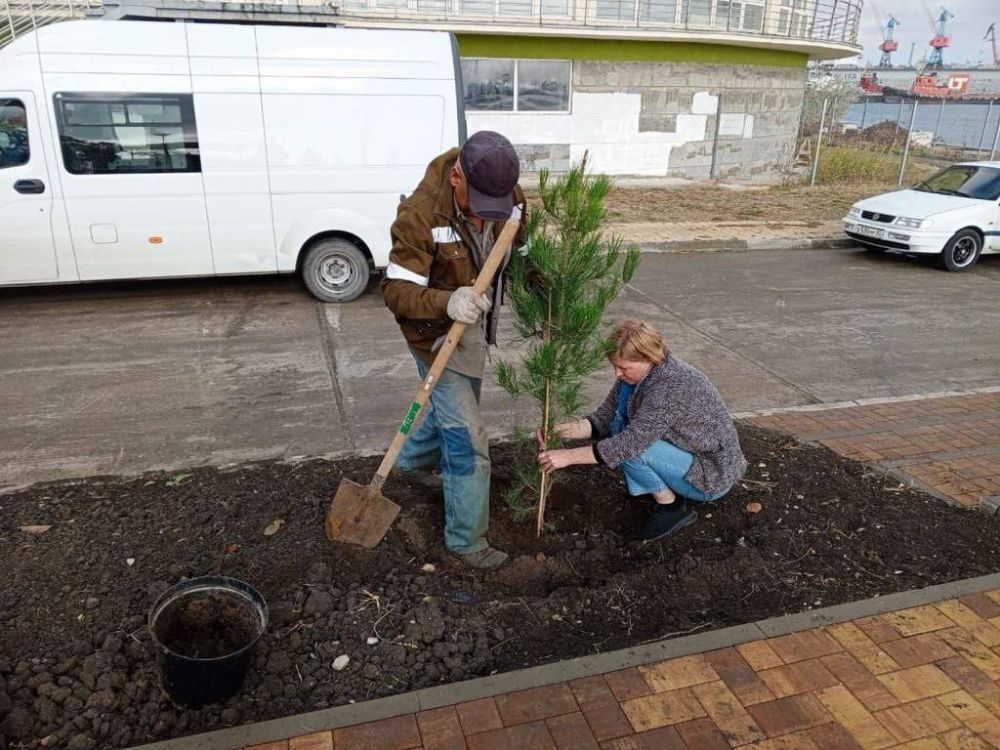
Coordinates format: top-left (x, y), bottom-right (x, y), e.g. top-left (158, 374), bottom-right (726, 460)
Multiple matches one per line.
top-left (380, 148), bottom-right (527, 363)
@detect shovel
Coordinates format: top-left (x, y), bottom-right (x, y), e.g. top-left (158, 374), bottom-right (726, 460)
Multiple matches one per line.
top-left (326, 215), bottom-right (521, 548)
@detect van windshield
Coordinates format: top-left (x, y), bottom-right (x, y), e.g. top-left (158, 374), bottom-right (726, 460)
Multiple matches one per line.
top-left (0, 99), bottom-right (29, 169)
top-left (914, 165), bottom-right (1000, 201)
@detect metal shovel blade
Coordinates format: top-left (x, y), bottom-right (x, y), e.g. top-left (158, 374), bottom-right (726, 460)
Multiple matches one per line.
top-left (325, 477), bottom-right (401, 549)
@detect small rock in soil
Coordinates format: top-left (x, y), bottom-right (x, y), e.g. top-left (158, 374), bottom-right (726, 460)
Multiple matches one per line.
top-left (332, 655), bottom-right (350, 672)
top-left (269, 601), bottom-right (296, 626)
top-left (305, 562), bottom-right (331, 584)
top-left (66, 734), bottom-right (95, 750)
top-left (84, 689), bottom-right (118, 712)
top-left (145, 581), bottom-right (170, 601)
top-left (0, 707), bottom-right (33, 740)
top-left (303, 590), bottom-right (335, 616)
top-left (265, 652), bottom-right (292, 675)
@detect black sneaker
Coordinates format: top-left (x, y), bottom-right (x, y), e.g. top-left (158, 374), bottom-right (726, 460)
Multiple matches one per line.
top-left (639, 499), bottom-right (697, 541)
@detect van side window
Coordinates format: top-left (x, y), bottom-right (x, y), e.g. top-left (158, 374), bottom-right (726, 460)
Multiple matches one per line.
top-left (54, 93), bottom-right (200, 175)
top-left (0, 99), bottom-right (29, 169)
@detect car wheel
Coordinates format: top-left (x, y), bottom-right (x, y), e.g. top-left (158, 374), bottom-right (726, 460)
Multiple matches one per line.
top-left (301, 238), bottom-right (370, 302)
top-left (939, 229), bottom-right (982, 272)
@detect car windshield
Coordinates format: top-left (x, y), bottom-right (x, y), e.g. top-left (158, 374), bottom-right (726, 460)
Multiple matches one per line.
top-left (914, 165), bottom-right (1000, 200)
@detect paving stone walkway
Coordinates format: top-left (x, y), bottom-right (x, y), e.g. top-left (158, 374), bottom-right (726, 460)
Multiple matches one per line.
top-left (247, 591), bottom-right (1000, 750)
top-left (750, 391), bottom-right (1000, 510)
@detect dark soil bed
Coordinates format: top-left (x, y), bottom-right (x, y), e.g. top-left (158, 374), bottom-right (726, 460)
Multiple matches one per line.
top-left (2, 425), bottom-right (999, 749)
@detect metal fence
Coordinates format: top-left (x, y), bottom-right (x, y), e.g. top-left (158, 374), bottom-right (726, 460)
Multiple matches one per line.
top-left (337, 0), bottom-right (862, 49)
top-left (799, 88), bottom-right (1000, 187)
top-left (701, 85), bottom-right (809, 184)
top-left (2, 0), bottom-right (100, 48)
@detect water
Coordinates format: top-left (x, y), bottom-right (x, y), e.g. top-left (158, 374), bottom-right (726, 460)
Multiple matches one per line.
top-left (844, 100), bottom-right (1000, 153)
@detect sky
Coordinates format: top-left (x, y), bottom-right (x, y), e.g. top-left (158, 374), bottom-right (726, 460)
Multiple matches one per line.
top-left (854, 0), bottom-right (998, 67)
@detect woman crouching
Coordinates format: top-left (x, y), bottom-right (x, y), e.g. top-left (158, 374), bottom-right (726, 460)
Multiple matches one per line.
top-left (537, 320), bottom-right (747, 541)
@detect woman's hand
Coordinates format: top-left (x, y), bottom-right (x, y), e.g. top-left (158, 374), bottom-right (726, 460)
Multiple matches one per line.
top-left (537, 445), bottom-right (599, 473)
top-left (538, 449), bottom-right (576, 474)
top-left (535, 419), bottom-right (592, 447)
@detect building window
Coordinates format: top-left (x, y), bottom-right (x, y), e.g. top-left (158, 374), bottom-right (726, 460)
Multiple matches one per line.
top-left (684, 0), bottom-right (763, 30)
top-left (462, 59), bottom-right (571, 113)
top-left (540, 0), bottom-right (570, 15)
top-left (462, 59), bottom-right (515, 111)
top-left (517, 60), bottom-right (571, 111)
top-left (777, 0), bottom-right (810, 36)
top-left (458, 0), bottom-right (492, 13)
top-left (55, 93), bottom-right (200, 175)
top-left (498, 0), bottom-right (532, 15)
top-left (685, 0), bottom-right (711, 25)
top-left (597, 0), bottom-right (635, 20)
top-left (640, 0), bottom-right (678, 22)
top-left (0, 99), bottom-right (29, 169)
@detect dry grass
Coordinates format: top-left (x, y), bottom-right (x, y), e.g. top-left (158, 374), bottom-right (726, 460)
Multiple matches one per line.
top-left (525, 182), bottom-right (895, 224)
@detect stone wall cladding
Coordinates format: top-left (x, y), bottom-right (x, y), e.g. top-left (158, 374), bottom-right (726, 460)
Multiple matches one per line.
top-left (570, 60), bottom-right (806, 184)
top-left (514, 144), bottom-right (571, 173)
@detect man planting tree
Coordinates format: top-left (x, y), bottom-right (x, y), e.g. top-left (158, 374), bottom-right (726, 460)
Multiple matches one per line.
top-left (381, 131), bottom-right (527, 570)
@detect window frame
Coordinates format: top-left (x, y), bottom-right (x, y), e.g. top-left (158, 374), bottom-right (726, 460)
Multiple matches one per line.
top-left (777, 0), bottom-right (810, 36)
top-left (0, 98), bottom-right (30, 170)
top-left (462, 58), bottom-right (572, 115)
top-left (53, 91), bottom-right (201, 176)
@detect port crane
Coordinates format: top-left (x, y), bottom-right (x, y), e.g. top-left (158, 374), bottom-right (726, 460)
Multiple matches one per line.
top-left (866, 0), bottom-right (900, 68)
top-left (924, 3), bottom-right (954, 69)
top-left (986, 23), bottom-right (999, 67)
top-left (880, 15), bottom-right (901, 68)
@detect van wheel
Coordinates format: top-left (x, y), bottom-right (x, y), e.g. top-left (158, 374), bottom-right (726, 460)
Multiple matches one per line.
top-left (301, 239), bottom-right (370, 302)
top-left (939, 229), bottom-right (982, 272)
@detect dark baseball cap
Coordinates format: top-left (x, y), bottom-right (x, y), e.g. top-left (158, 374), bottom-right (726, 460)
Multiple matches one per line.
top-left (459, 131), bottom-right (520, 221)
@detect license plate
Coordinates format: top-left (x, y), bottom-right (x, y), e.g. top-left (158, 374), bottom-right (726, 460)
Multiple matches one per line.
top-left (856, 224), bottom-right (885, 239)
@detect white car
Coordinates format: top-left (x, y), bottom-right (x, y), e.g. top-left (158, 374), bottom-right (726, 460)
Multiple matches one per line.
top-left (843, 161), bottom-right (1000, 271)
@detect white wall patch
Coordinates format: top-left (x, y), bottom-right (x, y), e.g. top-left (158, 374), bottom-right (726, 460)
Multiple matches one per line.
top-left (692, 91), bottom-right (719, 115)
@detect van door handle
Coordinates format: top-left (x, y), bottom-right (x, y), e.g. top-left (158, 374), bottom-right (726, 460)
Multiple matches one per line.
top-left (14, 179), bottom-right (45, 194)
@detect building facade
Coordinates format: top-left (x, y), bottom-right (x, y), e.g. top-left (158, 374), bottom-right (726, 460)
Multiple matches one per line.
top-left (334, 0), bottom-right (862, 181)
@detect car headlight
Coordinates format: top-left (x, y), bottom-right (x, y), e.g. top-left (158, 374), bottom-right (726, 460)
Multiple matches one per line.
top-left (921, 219), bottom-right (935, 229)
top-left (848, 207), bottom-right (862, 218)
top-left (895, 216), bottom-right (924, 228)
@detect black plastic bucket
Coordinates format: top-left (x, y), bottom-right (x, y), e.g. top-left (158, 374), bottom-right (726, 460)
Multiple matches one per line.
top-left (148, 576), bottom-right (268, 707)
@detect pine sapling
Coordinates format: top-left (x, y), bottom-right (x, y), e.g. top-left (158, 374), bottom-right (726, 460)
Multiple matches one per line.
top-left (497, 156), bottom-right (640, 536)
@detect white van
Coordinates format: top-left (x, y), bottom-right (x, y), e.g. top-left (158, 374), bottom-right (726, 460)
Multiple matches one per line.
top-left (0, 20), bottom-right (464, 301)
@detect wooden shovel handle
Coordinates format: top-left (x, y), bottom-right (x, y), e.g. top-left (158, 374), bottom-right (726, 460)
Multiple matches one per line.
top-left (372, 215), bottom-right (521, 487)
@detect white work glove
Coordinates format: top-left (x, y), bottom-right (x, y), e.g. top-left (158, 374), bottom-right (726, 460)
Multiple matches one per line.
top-left (447, 286), bottom-right (491, 325)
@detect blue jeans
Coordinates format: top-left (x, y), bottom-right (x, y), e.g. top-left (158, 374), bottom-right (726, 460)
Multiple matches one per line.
top-left (621, 440), bottom-right (728, 502)
top-left (396, 353), bottom-right (491, 555)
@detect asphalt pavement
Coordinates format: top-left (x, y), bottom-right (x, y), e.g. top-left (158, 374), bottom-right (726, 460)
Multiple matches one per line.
top-left (2, 247), bottom-right (998, 490)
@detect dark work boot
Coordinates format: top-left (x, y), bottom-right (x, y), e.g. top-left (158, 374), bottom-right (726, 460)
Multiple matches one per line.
top-left (392, 468), bottom-right (444, 491)
top-left (639, 497), bottom-right (697, 541)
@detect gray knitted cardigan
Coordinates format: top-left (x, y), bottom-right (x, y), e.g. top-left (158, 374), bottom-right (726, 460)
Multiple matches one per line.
top-left (587, 354), bottom-right (747, 495)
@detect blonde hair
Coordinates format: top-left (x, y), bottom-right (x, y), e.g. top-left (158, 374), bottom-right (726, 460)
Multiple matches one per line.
top-left (608, 320), bottom-right (668, 364)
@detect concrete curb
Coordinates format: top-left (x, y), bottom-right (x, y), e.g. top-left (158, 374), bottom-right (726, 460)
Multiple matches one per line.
top-left (126, 571), bottom-right (1000, 750)
top-left (626, 236), bottom-right (854, 255)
